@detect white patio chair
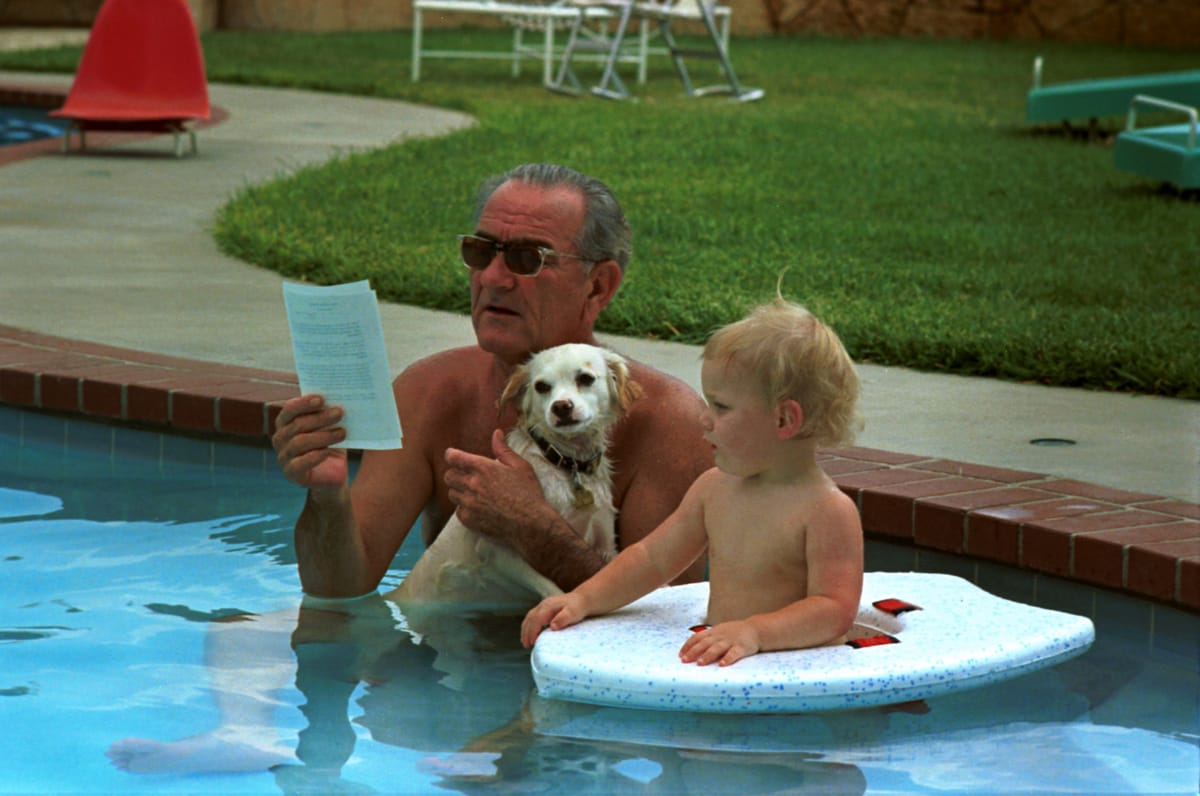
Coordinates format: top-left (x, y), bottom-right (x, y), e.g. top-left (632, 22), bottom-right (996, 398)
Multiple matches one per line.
top-left (411, 0), bottom-right (641, 87)
top-left (550, 0), bottom-right (758, 101)
top-left (547, 0), bottom-right (638, 98)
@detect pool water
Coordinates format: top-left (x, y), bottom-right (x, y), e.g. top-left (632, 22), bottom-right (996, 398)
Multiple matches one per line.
top-left (0, 104), bottom-right (67, 146)
top-left (1, 406), bottom-right (1197, 794)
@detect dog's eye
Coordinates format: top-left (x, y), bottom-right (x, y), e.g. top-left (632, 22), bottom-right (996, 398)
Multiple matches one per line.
top-left (576, 372), bottom-right (596, 388)
top-left (534, 380), bottom-right (551, 394)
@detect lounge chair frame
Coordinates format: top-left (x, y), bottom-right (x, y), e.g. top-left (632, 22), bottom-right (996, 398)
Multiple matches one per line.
top-left (550, 0), bottom-right (759, 102)
top-left (1113, 94), bottom-right (1200, 190)
top-left (1026, 56), bottom-right (1200, 126)
top-left (411, 0), bottom-right (643, 87)
top-left (60, 119), bottom-right (198, 158)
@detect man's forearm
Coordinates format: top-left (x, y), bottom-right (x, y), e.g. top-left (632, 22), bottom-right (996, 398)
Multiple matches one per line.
top-left (294, 487), bottom-right (378, 598)
top-left (515, 511), bottom-right (610, 592)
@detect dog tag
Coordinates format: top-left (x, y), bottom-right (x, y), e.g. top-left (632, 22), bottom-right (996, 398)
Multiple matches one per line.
top-left (572, 483), bottom-right (595, 509)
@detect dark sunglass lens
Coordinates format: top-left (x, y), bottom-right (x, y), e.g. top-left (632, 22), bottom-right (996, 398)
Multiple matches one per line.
top-left (461, 237), bottom-right (496, 269)
top-left (505, 246), bottom-right (544, 276)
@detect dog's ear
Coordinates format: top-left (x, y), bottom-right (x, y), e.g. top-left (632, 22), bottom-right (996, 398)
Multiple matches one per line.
top-left (498, 362), bottom-right (530, 419)
top-left (605, 351), bottom-right (643, 414)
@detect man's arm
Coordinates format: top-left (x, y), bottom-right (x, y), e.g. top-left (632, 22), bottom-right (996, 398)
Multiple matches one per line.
top-left (444, 430), bottom-right (608, 591)
top-left (272, 394), bottom-right (364, 597)
top-left (292, 483), bottom-right (372, 598)
top-left (277, 360), bottom-right (441, 598)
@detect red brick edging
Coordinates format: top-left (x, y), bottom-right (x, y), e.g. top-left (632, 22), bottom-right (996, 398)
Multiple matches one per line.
top-left (0, 325), bottom-right (297, 440)
top-left (2, 324), bottom-right (1197, 612)
top-left (823, 449), bottom-right (1198, 612)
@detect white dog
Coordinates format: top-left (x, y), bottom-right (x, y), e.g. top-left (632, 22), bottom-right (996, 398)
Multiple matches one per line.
top-left (392, 343), bottom-right (641, 608)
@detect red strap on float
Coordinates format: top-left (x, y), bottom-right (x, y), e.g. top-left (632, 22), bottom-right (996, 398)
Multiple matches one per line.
top-left (873, 598), bottom-right (922, 616)
top-left (846, 634), bottom-right (900, 649)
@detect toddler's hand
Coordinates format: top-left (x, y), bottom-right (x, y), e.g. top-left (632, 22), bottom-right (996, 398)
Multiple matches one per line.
top-left (521, 594), bottom-right (586, 648)
top-left (679, 620), bottom-right (761, 666)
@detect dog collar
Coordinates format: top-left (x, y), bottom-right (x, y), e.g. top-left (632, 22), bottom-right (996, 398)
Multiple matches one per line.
top-left (529, 430), bottom-right (601, 476)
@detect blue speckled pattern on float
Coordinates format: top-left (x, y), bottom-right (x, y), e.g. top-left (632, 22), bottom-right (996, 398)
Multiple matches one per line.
top-left (530, 572), bottom-right (1095, 713)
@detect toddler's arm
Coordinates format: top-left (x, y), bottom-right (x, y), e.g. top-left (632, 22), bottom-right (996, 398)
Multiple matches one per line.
top-left (521, 471), bottom-right (712, 647)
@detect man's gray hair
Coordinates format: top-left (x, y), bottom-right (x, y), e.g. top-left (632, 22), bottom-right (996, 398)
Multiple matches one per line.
top-left (473, 163), bottom-right (632, 273)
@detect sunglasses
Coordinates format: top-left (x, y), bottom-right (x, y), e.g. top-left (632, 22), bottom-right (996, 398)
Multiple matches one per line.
top-left (457, 234), bottom-right (592, 277)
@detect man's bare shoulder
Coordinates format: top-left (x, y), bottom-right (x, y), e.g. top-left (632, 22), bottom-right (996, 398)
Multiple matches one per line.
top-left (398, 346), bottom-right (488, 383)
top-left (623, 359), bottom-right (706, 418)
top-left (395, 347), bottom-right (489, 399)
top-left (612, 357), bottom-right (711, 479)
top-left (393, 346), bottom-right (493, 440)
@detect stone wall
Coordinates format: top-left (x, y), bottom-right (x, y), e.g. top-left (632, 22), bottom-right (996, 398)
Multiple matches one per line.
top-left (2, 0), bottom-right (1196, 46)
top-left (751, 0), bottom-right (1200, 47)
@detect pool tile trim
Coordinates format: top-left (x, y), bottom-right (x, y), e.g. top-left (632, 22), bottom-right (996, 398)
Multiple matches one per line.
top-left (3, 324), bottom-right (1196, 613)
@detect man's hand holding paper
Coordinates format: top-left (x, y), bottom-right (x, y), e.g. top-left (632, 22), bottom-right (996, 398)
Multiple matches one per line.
top-left (282, 280), bottom-right (403, 450)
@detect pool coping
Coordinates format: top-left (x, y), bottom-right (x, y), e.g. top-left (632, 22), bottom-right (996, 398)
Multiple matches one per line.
top-left (2, 324), bottom-right (1197, 613)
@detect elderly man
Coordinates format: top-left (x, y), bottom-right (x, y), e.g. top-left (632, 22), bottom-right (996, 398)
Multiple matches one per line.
top-left (107, 164), bottom-right (714, 778)
top-left (273, 163), bottom-right (712, 598)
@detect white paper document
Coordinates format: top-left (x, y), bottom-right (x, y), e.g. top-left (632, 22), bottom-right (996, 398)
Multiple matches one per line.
top-left (282, 280), bottom-right (403, 450)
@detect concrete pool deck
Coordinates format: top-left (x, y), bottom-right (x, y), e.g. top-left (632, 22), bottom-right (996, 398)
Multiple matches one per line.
top-left (0, 66), bottom-right (1196, 612)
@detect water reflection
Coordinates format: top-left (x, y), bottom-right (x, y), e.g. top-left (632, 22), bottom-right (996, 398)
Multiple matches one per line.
top-left (266, 592), bottom-right (1195, 794)
top-left (273, 598), bottom-right (871, 794)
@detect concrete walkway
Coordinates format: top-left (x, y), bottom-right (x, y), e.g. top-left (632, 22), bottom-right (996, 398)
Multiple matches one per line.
top-left (0, 68), bottom-right (1196, 503)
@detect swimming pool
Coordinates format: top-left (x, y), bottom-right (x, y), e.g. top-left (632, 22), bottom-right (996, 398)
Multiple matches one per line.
top-left (2, 406), bottom-right (1196, 794)
top-left (0, 104), bottom-right (66, 146)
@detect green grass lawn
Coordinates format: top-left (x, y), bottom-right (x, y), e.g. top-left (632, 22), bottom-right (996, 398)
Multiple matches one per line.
top-left (6, 30), bottom-right (1197, 397)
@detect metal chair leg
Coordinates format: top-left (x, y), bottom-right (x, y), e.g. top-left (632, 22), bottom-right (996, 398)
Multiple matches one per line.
top-left (656, 1), bottom-right (763, 102)
top-left (547, 12), bottom-right (588, 95)
top-left (590, 4), bottom-right (635, 101)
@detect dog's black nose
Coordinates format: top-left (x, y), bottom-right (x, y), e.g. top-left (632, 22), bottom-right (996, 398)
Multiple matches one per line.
top-left (551, 399), bottom-right (574, 420)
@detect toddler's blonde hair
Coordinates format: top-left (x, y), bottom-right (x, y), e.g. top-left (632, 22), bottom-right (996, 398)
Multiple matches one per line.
top-left (703, 297), bottom-right (861, 447)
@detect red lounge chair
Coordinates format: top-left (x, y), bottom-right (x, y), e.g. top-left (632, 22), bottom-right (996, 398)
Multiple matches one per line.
top-left (51, 0), bottom-right (210, 157)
